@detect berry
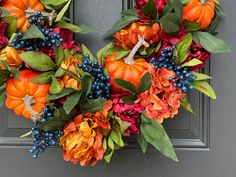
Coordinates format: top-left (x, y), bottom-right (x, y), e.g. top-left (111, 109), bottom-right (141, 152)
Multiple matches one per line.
top-left (150, 46), bottom-right (196, 93)
top-left (30, 106), bottom-right (63, 159)
top-left (9, 11), bottom-right (63, 51)
top-left (78, 55), bottom-right (111, 99)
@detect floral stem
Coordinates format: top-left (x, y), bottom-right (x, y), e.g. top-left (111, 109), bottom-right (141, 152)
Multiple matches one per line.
top-left (23, 95), bottom-right (41, 121)
top-left (124, 35), bottom-right (149, 65)
top-left (25, 8), bottom-right (57, 26)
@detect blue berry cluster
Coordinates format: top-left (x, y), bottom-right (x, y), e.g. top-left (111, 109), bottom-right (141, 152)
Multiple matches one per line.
top-left (9, 11), bottom-right (63, 51)
top-left (29, 11), bottom-right (45, 27)
top-left (30, 106), bottom-right (63, 159)
top-left (150, 47), bottom-right (197, 93)
top-left (78, 54), bottom-right (111, 99)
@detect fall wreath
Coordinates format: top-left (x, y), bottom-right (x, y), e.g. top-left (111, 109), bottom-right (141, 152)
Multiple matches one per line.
top-left (0, 0), bottom-right (230, 166)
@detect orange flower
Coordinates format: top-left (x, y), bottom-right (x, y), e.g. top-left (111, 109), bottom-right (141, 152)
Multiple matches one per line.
top-left (60, 101), bottom-right (112, 166)
top-left (138, 66), bottom-right (184, 123)
top-left (114, 21), bottom-right (163, 50)
top-left (0, 46), bottom-right (23, 68)
top-left (59, 55), bottom-right (82, 90)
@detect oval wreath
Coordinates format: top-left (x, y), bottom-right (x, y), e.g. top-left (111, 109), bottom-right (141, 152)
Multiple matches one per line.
top-left (0, 0), bottom-right (230, 166)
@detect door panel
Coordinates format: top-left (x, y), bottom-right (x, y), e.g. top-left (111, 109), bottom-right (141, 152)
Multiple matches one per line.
top-left (0, 0), bottom-right (236, 177)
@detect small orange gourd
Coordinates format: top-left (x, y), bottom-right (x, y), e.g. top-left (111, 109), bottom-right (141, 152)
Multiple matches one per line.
top-left (182, 0), bottom-right (215, 30)
top-left (5, 70), bottom-right (50, 119)
top-left (105, 36), bottom-right (149, 93)
top-left (1, 0), bottom-right (44, 32)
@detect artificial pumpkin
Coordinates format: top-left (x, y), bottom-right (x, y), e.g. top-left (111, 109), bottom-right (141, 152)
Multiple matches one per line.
top-left (5, 70), bottom-right (50, 119)
top-left (0, 46), bottom-right (23, 68)
top-left (182, 0), bottom-right (215, 30)
top-left (105, 36), bottom-right (149, 93)
top-left (1, 0), bottom-right (44, 32)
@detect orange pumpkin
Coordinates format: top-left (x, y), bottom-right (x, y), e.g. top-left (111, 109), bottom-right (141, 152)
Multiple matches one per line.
top-left (105, 36), bottom-right (149, 93)
top-left (5, 70), bottom-right (50, 119)
top-left (0, 46), bottom-right (23, 68)
top-left (1, 0), bottom-right (44, 32)
top-left (182, 0), bottom-right (215, 30)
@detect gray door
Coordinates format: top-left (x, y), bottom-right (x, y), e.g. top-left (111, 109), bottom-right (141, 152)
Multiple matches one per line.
top-left (0, 0), bottom-right (235, 177)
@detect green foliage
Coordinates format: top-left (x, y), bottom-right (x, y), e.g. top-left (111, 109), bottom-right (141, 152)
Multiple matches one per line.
top-left (56, 22), bottom-right (96, 33)
top-left (55, 0), bottom-right (72, 22)
top-left (175, 33), bottom-right (193, 64)
top-left (20, 51), bottom-right (57, 71)
top-left (0, 70), bottom-right (11, 87)
top-left (142, 0), bottom-right (158, 19)
top-left (193, 32), bottom-right (231, 53)
top-left (80, 99), bottom-right (106, 113)
top-left (48, 88), bottom-right (76, 100)
top-left (139, 113), bottom-right (178, 162)
top-left (81, 44), bottom-right (96, 62)
top-left (0, 85), bottom-right (6, 108)
top-left (2, 15), bottom-right (17, 38)
top-left (192, 72), bottom-right (212, 81)
top-left (32, 71), bottom-right (54, 84)
top-left (114, 78), bottom-right (137, 95)
top-left (50, 76), bottom-right (62, 94)
top-left (192, 81), bottom-right (217, 99)
top-left (183, 20), bottom-right (201, 32)
top-left (103, 9), bottom-right (139, 38)
top-left (181, 58), bottom-right (202, 67)
top-left (22, 25), bottom-right (45, 40)
top-left (0, 7), bottom-right (11, 17)
top-left (181, 95), bottom-right (194, 113)
top-left (138, 72), bottom-right (152, 93)
top-left (63, 92), bottom-right (82, 114)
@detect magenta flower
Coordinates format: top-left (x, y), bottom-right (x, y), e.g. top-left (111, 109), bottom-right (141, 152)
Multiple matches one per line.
top-left (112, 94), bottom-right (144, 135)
top-left (0, 21), bottom-right (9, 49)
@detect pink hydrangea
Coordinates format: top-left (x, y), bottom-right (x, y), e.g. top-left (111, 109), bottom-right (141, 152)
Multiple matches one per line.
top-left (54, 28), bottom-right (80, 53)
top-left (112, 94), bottom-right (144, 135)
top-left (0, 21), bottom-right (9, 49)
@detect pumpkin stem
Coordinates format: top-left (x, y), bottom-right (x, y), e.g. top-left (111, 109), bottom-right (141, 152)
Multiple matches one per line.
top-left (124, 35), bottom-right (149, 65)
top-left (23, 95), bottom-right (41, 121)
top-left (200, 0), bottom-right (207, 4)
top-left (25, 8), bottom-right (57, 26)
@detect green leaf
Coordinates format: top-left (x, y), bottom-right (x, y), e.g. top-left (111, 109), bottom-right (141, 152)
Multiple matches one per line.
top-left (32, 71), bottom-right (54, 84)
top-left (142, 0), bottom-right (158, 19)
top-left (103, 8), bottom-right (139, 38)
top-left (176, 33), bottom-right (192, 64)
top-left (54, 46), bottom-right (65, 65)
top-left (0, 85), bottom-right (6, 108)
top-left (54, 67), bottom-right (65, 77)
top-left (193, 32), bottom-right (231, 53)
top-left (80, 99), bottom-right (106, 113)
top-left (138, 72), bottom-right (152, 93)
top-left (205, 16), bottom-right (219, 35)
top-left (97, 43), bottom-right (113, 60)
top-left (38, 118), bottom-right (66, 131)
top-left (180, 0), bottom-right (190, 4)
top-left (2, 15), bottom-right (17, 38)
top-left (40, 0), bottom-right (69, 8)
top-left (0, 7), bottom-right (11, 17)
top-left (181, 58), bottom-right (202, 67)
top-left (22, 25), bottom-right (45, 40)
top-left (63, 91), bottom-right (81, 114)
top-left (137, 134), bottom-right (148, 154)
top-left (181, 95), bottom-right (194, 113)
top-left (192, 81), bottom-right (217, 99)
top-left (192, 72), bottom-right (212, 81)
top-left (80, 75), bottom-right (92, 104)
top-left (140, 114), bottom-right (178, 162)
top-left (110, 131), bottom-right (124, 147)
top-left (50, 76), bottom-right (62, 94)
top-left (48, 88), bottom-right (76, 100)
top-left (122, 95), bottom-right (138, 105)
top-left (55, 0), bottom-right (72, 22)
top-left (104, 150), bottom-right (114, 163)
top-left (160, 13), bottom-right (180, 33)
top-left (115, 50), bottom-right (130, 60)
top-left (10, 68), bottom-right (20, 80)
top-left (108, 136), bottom-right (115, 150)
top-left (183, 20), bottom-right (201, 32)
top-left (0, 70), bottom-right (11, 87)
top-left (20, 51), bottom-right (57, 71)
top-left (56, 22), bottom-right (96, 33)
top-left (81, 44), bottom-right (96, 62)
top-left (114, 78), bottom-right (137, 95)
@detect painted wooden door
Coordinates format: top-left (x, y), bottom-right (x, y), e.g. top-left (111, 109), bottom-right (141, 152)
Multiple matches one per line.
top-left (0, 0), bottom-right (235, 177)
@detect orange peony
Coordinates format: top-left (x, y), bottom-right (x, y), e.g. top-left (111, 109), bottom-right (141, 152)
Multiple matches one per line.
top-left (138, 65), bottom-right (184, 123)
top-left (114, 21), bottom-right (163, 50)
top-left (60, 101), bottom-right (112, 166)
top-left (0, 46), bottom-right (23, 68)
top-left (59, 55), bottom-right (82, 90)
